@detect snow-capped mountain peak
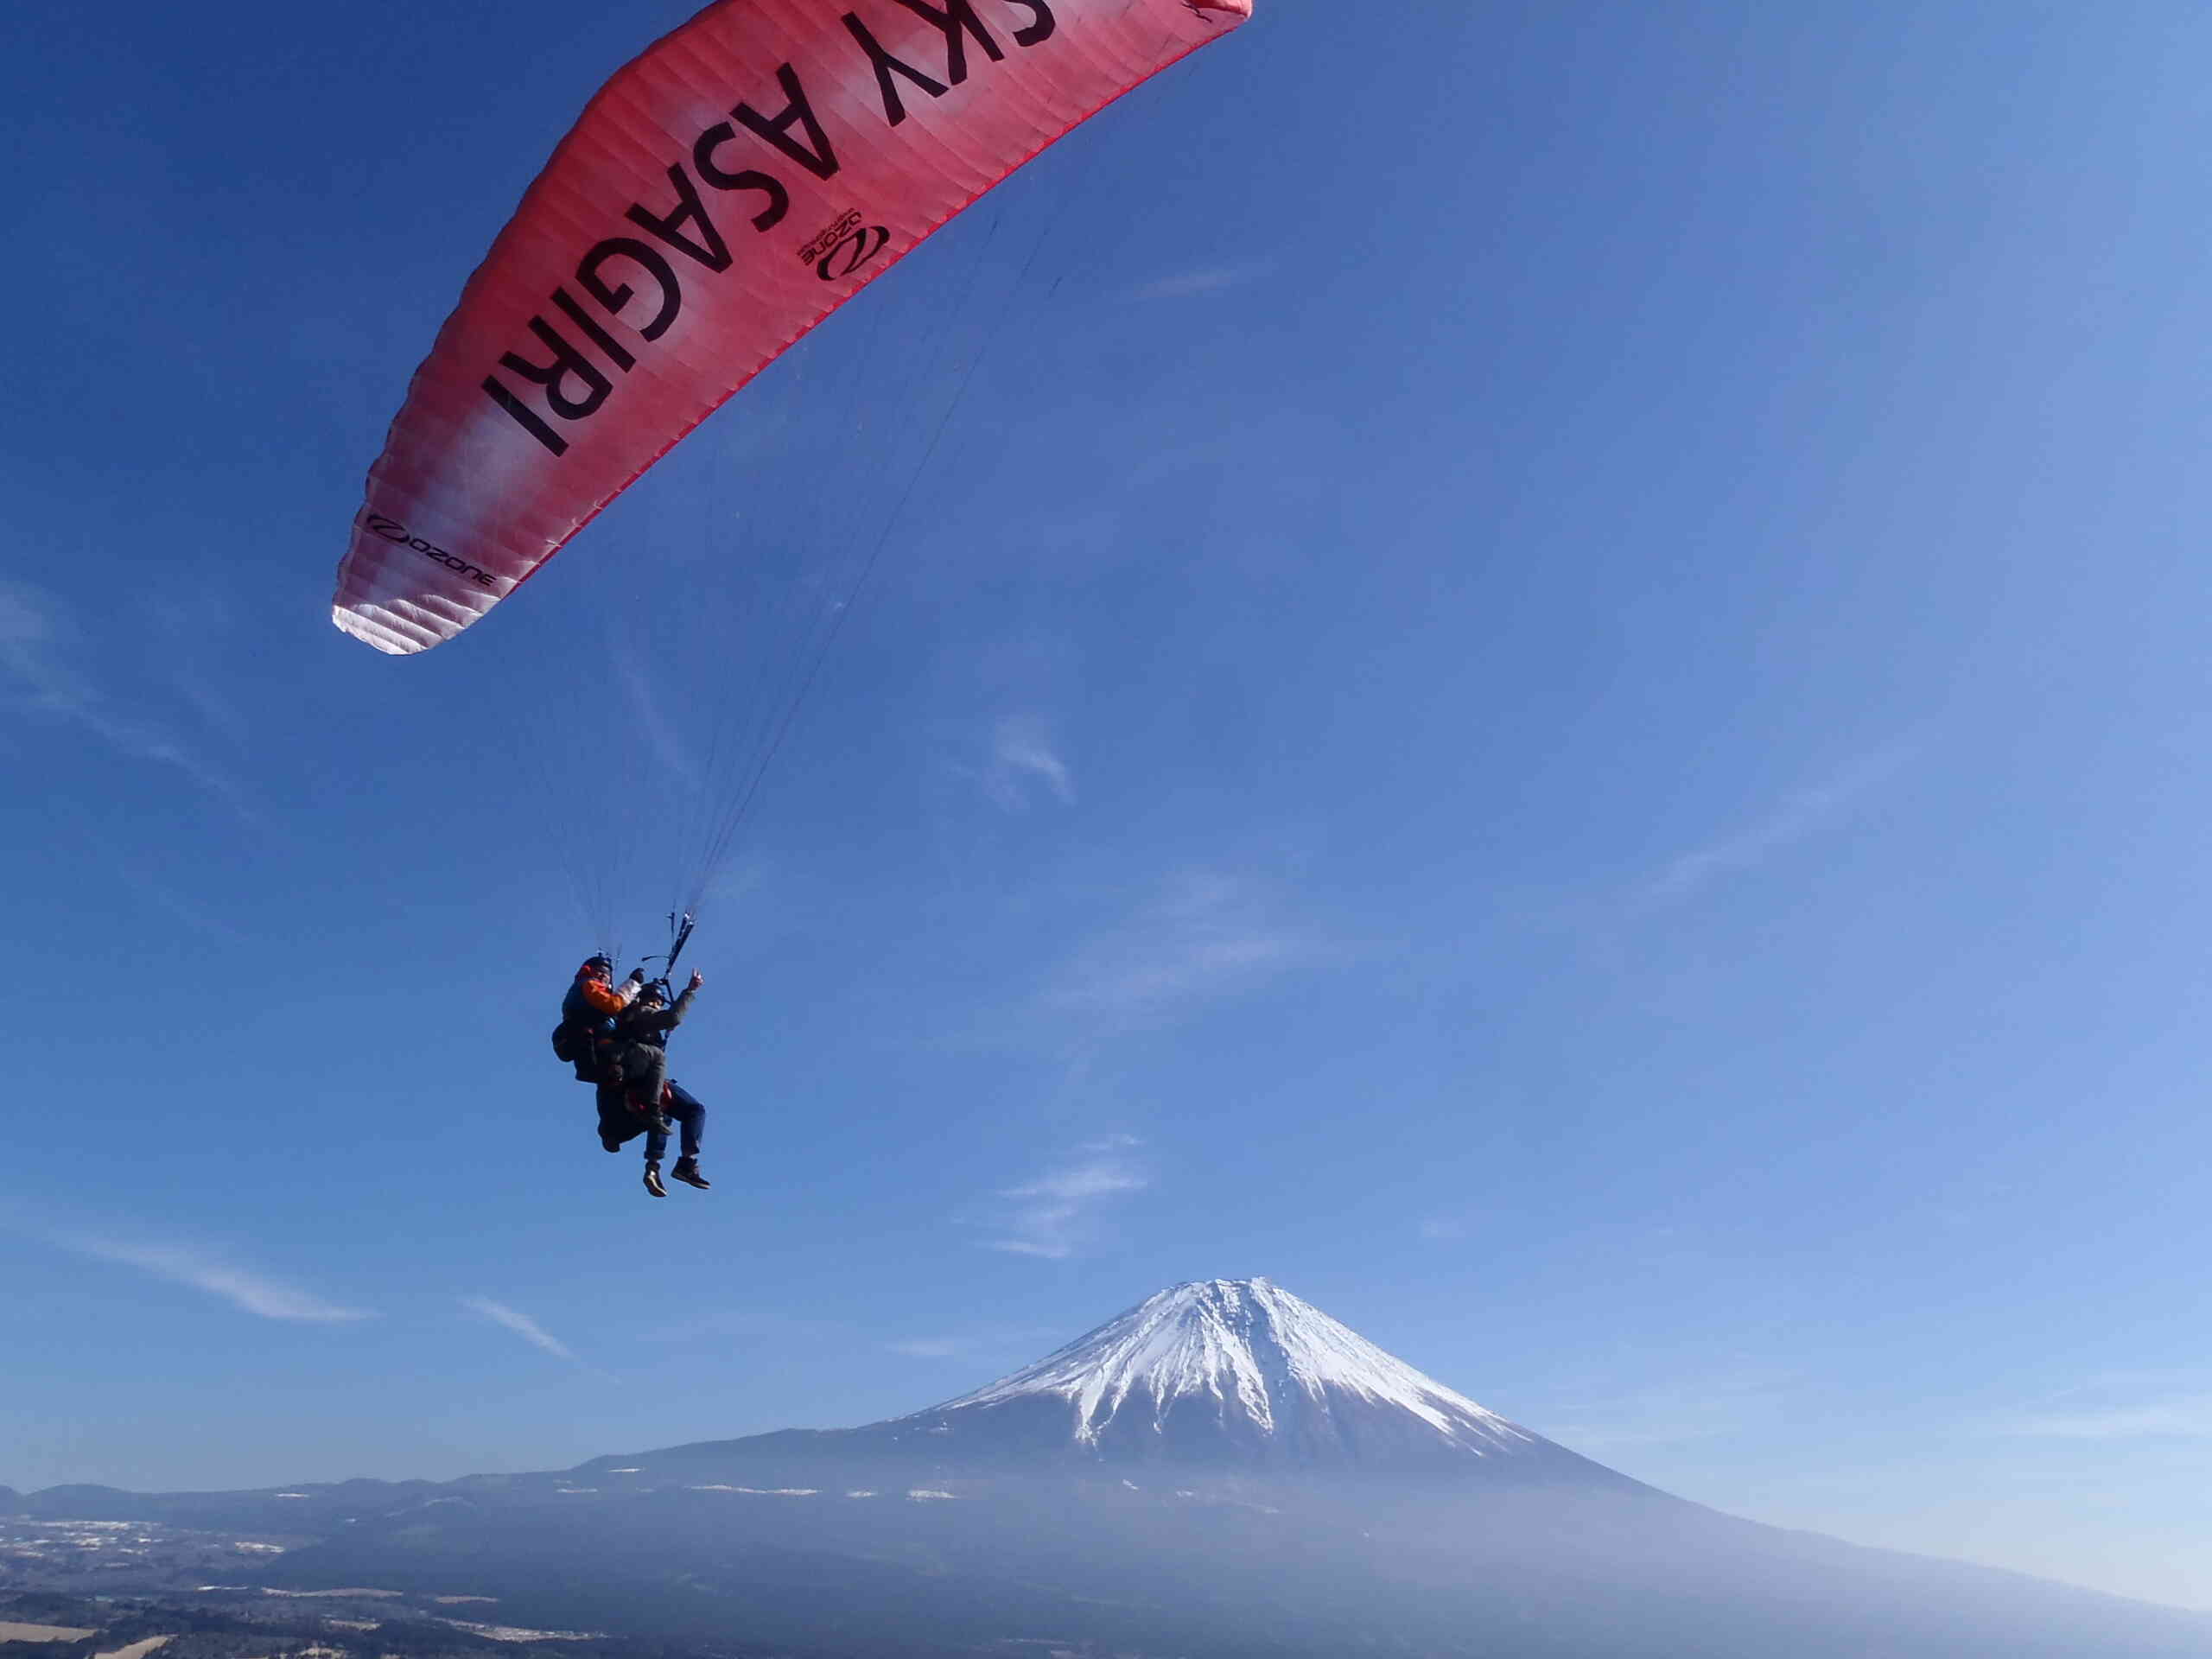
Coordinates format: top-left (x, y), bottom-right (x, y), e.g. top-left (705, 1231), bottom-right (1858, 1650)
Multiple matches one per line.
top-left (900, 1278), bottom-right (1545, 1468)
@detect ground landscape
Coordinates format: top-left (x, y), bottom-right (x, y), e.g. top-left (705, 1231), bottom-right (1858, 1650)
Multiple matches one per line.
top-left (7, 1283), bottom-right (2210, 1658)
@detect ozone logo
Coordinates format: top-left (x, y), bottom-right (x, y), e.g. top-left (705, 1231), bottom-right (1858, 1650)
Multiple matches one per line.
top-left (816, 226), bottom-right (892, 282)
top-left (364, 513), bottom-right (498, 591)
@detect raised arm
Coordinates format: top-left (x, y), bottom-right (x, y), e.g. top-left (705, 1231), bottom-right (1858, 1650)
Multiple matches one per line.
top-left (575, 968), bottom-right (644, 1017)
top-left (663, 972), bottom-right (704, 1032)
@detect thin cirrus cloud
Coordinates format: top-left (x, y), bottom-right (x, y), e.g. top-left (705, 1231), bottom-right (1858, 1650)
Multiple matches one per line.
top-left (1643, 746), bottom-right (1911, 906)
top-left (460, 1296), bottom-right (580, 1363)
top-left (977, 874), bottom-right (1309, 1260)
top-left (1042, 870), bottom-right (1309, 1023)
top-left (886, 1323), bottom-right (1057, 1364)
top-left (1134, 263), bottom-right (1270, 301)
top-left (51, 1230), bottom-right (372, 1324)
top-left (0, 578), bottom-right (251, 815)
top-left (985, 1141), bottom-right (1150, 1260)
top-left (980, 714), bottom-right (1076, 812)
top-left (1992, 1394), bottom-right (2212, 1441)
top-left (612, 637), bottom-right (702, 791)
top-left (1530, 1369), bottom-right (1801, 1452)
top-left (887, 1338), bottom-right (972, 1360)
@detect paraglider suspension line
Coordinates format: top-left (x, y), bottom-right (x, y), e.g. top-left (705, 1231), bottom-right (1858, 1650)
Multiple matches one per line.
top-left (664, 911), bottom-right (696, 977)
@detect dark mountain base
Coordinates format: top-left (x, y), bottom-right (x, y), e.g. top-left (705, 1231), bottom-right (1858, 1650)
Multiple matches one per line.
top-left (222, 1471), bottom-right (2212, 1659)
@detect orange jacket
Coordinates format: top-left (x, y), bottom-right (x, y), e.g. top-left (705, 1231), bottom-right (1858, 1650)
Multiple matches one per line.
top-left (571, 971), bottom-right (632, 1018)
top-left (563, 963), bottom-right (638, 1035)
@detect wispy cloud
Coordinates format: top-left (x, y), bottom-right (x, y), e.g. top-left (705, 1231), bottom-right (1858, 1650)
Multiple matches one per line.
top-left (887, 1338), bottom-right (971, 1360)
top-left (612, 641), bottom-right (700, 790)
top-left (2005, 1400), bottom-right (2212, 1440)
top-left (1135, 263), bottom-right (1270, 301)
top-left (1043, 870), bottom-right (1310, 1023)
top-left (51, 1231), bottom-right (371, 1324)
top-left (1989, 1388), bottom-right (2212, 1442)
top-left (963, 876), bottom-right (1316, 1263)
top-left (977, 714), bottom-right (1075, 811)
top-left (1529, 1368), bottom-right (1800, 1451)
top-left (115, 861), bottom-right (249, 943)
top-left (460, 1296), bottom-right (579, 1363)
top-left (887, 1321), bottom-right (1058, 1363)
top-left (0, 579), bottom-right (252, 813)
top-left (983, 1144), bottom-right (1150, 1260)
top-left (1643, 747), bottom-right (1910, 906)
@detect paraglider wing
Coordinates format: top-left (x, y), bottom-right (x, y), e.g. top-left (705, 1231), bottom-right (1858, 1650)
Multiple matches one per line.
top-left (332, 0), bottom-right (1254, 656)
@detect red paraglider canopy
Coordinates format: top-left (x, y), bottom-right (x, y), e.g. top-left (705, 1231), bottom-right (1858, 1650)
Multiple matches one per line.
top-left (333, 0), bottom-right (1253, 656)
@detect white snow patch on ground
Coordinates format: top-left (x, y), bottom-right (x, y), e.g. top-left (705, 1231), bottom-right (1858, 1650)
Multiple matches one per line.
top-left (442, 1620), bottom-right (598, 1643)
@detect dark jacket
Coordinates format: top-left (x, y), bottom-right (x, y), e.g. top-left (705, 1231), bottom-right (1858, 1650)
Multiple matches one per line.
top-left (595, 985), bottom-right (698, 1116)
top-left (613, 984), bottom-right (696, 1050)
top-left (558, 969), bottom-right (635, 1082)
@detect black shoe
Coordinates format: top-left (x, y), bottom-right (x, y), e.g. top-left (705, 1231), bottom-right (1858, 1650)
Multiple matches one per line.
top-left (670, 1158), bottom-right (711, 1191)
top-left (643, 1162), bottom-right (667, 1198)
top-left (600, 1134), bottom-right (622, 1154)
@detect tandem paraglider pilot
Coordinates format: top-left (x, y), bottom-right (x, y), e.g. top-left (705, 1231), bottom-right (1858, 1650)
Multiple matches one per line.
top-left (553, 957), bottom-right (712, 1199)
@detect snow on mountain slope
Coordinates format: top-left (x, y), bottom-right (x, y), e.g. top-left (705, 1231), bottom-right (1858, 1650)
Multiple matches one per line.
top-left (584, 1278), bottom-right (1640, 1483)
top-left (893, 1279), bottom-right (1577, 1472)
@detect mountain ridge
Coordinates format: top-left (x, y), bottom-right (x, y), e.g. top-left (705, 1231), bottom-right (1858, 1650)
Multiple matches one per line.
top-left (576, 1277), bottom-right (1648, 1486)
top-left (9, 1278), bottom-right (2209, 1657)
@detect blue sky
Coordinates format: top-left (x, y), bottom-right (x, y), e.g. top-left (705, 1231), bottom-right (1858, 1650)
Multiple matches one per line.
top-left (7, 0), bottom-right (2212, 1613)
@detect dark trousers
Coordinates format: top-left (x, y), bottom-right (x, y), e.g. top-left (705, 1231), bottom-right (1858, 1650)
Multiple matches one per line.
top-left (645, 1081), bottom-right (705, 1162)
top-left (610, 1039), bottom-right (668, 1104)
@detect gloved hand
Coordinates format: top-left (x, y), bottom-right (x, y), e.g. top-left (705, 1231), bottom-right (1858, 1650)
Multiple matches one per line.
top-left (626, 968), bottom-right (646, 984)
top-left (687, 971), bottom-right (704, 990)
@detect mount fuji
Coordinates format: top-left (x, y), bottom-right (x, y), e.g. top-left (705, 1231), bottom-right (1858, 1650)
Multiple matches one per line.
top-left (897, 1276), bottom-right (1585, 1468)
top-left (12, 1279), bottom-right (2212, 1659)
top-left (599, 1277), bottom-right (1638, 1485)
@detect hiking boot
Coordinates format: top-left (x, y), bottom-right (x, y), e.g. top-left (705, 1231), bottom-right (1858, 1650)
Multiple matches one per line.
top-left (670, 1158), bottom-right (711, 1191)
top-left (643, 1161), bottom-right (667, 1198)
